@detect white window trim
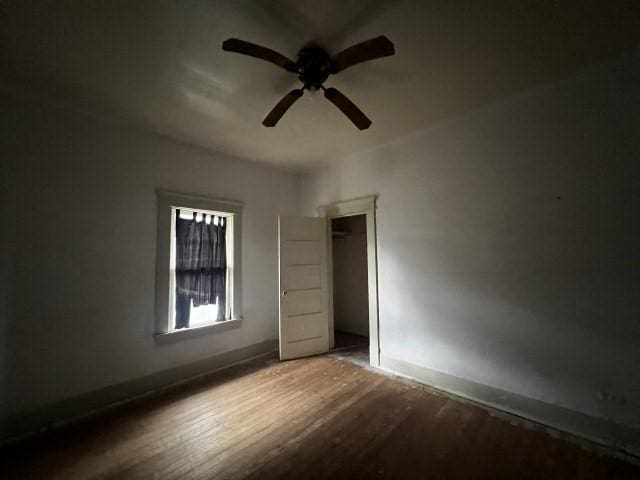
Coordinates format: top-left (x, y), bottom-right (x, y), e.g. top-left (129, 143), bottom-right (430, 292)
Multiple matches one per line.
top-left (154, 190), bottom-right (243, 342)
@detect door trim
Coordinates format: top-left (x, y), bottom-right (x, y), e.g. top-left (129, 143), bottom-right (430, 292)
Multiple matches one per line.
top-left (317, 196), bottom-right (380, 367)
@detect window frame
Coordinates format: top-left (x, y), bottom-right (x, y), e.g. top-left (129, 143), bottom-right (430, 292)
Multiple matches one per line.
top-left (154, 190), bottom-right (243, 342)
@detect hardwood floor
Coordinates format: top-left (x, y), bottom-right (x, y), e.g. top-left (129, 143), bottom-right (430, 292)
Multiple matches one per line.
top-left (2, 348), bottom-right (638, 479)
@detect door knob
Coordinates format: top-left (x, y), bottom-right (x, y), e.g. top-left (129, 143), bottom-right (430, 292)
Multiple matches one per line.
top-left (282, 290), bottom-right (288, 297)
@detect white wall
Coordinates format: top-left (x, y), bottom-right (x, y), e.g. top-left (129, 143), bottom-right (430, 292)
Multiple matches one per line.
top-left (300, 52), bottom-right (640, 427)
top-left (0, 92), bottom-right (297, 427)
top-left (332, 216), bottom-right (369, 337)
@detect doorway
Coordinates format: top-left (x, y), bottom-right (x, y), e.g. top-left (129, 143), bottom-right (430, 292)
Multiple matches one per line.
top-left (277, 197), bottom-right (378, 364)
top-left (330, 215), bottom-right (369, 359)
top-left (318, 195), bottom-right (379, 366)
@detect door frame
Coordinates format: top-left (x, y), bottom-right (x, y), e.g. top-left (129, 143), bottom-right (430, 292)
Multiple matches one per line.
top-left (317, 195), bottom-right (380, 366)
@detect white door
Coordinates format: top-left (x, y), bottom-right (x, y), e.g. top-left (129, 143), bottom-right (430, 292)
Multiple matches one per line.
top-left (278, 216), bottom-right (329, 360)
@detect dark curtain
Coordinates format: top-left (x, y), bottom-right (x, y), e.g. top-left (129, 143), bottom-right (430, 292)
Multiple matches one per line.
top-left (174, 210), bottom-right (227, 328)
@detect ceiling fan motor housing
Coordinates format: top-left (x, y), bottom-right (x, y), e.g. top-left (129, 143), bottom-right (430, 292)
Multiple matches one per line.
top-left (296, 46), bottom-right (331, 91)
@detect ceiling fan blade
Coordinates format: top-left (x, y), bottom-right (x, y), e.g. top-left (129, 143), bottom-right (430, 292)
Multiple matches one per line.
top-left (222, 38), bottom-right (297, 73)
top-left (323, 87), bottom-right (372, 130)
top-left (263, 89), bottom-right (304, 127)
top-left (330, 35), bottom-right (395, 74)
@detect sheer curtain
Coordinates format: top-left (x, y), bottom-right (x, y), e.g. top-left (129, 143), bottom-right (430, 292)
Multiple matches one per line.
top-left (174, 210), bottom-right (227, 328)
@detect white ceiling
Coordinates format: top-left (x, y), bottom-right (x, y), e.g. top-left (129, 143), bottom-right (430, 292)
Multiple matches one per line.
top-left (2, 0), bottom-right (639, 169)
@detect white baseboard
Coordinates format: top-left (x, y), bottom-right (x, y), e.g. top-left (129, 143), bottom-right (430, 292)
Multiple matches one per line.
top-left (379, 354), bottom-right (640, 461)
top-left (1, 339), bottom-right (278, 446)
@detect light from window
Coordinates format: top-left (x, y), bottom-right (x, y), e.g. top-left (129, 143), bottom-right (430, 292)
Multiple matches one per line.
top-left (169, 206), bottom-right (233, 330)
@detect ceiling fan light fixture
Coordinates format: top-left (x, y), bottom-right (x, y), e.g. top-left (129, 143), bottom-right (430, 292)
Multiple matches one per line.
top-left (222, 35), bottom-right (395, 129)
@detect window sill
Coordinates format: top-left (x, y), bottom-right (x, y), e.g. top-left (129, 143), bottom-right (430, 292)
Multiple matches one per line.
top-left (154, 317), bottom-right (242, 345)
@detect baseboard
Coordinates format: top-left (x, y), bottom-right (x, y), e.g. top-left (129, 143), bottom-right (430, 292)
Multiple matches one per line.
top-left (379, 355), bottom-right (640, 461)
top-left (0, 339), bottom-right (278, 446)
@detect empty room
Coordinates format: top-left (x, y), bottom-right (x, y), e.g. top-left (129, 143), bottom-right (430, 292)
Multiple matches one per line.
top-left (1, 1), bottom-right (639, 478)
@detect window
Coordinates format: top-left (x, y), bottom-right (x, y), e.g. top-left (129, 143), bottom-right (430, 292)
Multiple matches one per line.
top-left (170, 208), bottom-right (230, 329)
top-left (155, 191), bottom-right (242, 338)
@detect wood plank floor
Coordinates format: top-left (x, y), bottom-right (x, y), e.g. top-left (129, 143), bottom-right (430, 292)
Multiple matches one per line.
top-left (2, 348), bottom-right (638, 479)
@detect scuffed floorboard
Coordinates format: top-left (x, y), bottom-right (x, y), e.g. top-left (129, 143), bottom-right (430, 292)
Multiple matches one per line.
top-left (2, 349), bottom-right (638, 479)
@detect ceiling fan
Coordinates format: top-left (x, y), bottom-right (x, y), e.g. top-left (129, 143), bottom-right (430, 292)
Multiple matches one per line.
top-left (222, 36), bottom-right (395, 130)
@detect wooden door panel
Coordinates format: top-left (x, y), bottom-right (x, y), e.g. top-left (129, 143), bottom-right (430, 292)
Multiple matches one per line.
top-left (279, 217), bottom-right (329, 360)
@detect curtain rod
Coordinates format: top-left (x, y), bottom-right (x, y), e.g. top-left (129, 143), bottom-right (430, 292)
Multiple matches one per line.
top-left (174, 206), bottom-right (233, 218)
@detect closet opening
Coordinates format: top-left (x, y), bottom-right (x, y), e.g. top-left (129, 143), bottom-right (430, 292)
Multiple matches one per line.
top-left (330, 214), bottom-right (369, 361)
